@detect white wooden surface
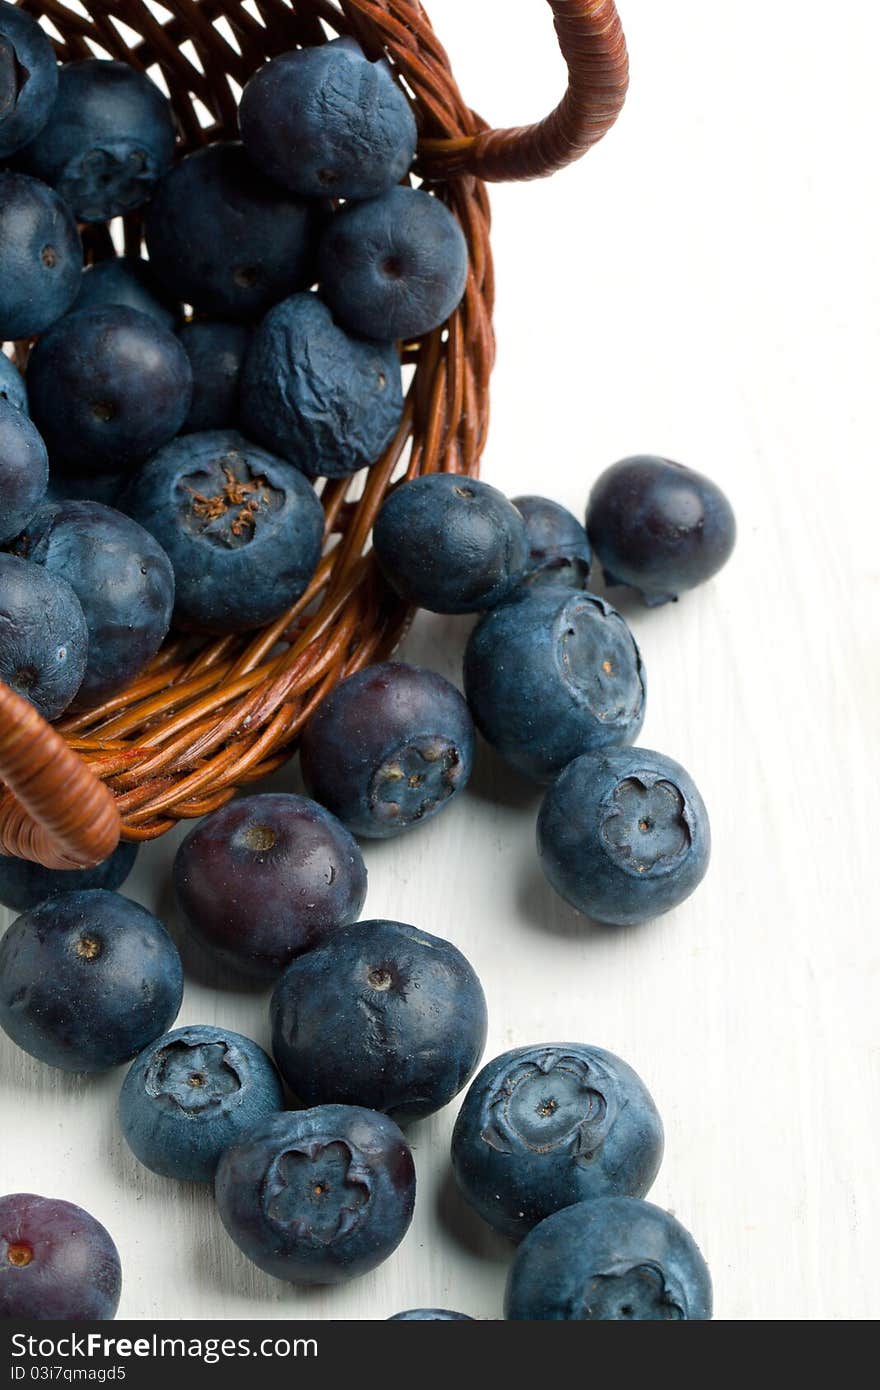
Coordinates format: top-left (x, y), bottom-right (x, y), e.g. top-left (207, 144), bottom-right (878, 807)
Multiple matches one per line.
top-left (2, 1), bottom-right (878, 1322)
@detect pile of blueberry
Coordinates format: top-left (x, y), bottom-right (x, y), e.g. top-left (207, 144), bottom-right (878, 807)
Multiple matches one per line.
top-left (0, 7), bottom-right (737, 1323)
top-left (0, 16), bottom-right (466, 700)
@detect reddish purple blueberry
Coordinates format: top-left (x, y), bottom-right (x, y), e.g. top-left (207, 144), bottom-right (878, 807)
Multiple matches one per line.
top-left (299, 662), bottom-right (475, 839)
top-left (173, 793), bottom-right (367, 981)
top-left (0, 1193), bottom-right (122, 1320)
top-left (586, 456), bottom-right (736, 605)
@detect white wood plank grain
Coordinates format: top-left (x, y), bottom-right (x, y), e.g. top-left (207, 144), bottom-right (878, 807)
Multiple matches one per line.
top-left (1, 0), bottom-right (878, 1321)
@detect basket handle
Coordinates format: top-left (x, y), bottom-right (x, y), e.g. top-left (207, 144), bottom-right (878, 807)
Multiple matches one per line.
top-left (419, 0), bottom-right (629, 182)
top-left (0, 682), bottom-right (121, 870)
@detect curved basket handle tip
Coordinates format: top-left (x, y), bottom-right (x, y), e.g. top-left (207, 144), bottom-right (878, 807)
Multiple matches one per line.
top-left (0, 682), bottom-right (121, 870)
top-left (420, 0), bottom-right (629, 183)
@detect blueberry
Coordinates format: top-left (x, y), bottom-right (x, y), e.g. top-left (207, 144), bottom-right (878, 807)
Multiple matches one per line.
top-left (0, 4), bottom-right (58, 160)
top-left (319, 187), bottom-right (469, 342)
top-left (513, 496), bottom-right (593, 590)
top-left (538, 747), bottom-right (711, 926)
top-left (586, 455), bottom-right (737, 605)
top-left (240, 292), bottom-right (403, 480)
top-left (173, 793), bottom-right (367, 981)
top-left (214, 1106), bottom-right (415, 1285)
top-left (14, 500), bottom-right (175, 707)
top-left (299, 662), bottom-right (475, 839)
top-left (0, 552), bottom-right (87, 720)
top-left (0, 353), bottom-right (28, 415)
top-left (388, 1310), bottom-right (473, 1321)
top-left (239, 39), bottom-right (417, 202)
top-left (26, 305), bottom-right (192, 476)
top-left (0, 841), bottom-right (138, 915)
top-left (0, 398), bottom-right (47, 543)
top-left (0, 1193), bottom-right (121, 1320)
top-left (144, 142), bottom-right (322, 322)
top-left (119, 1025), bottom-right (285, 1183)
top-left (178, 320), bottom-right (250, 433)
top-left (18, 59), bottom-right (176, 222)
top-left (71, 256), bottom-right (178, 332)
top-left (0, 172), bottom-right (82, 341)
top-left (0, 889), bottom-right (183, 1073)
top-left (505, 1197), bottom-right (712, 1320)
top-left (123, 430), bottom-right (323, 634)
top-left (373, 474), bottom-right (529, 614)
top-left (464, 588), bottom-right (646, 783)
top-left (451, 1044), bottom-right (663, 1240)
top-left (271, 920), bottom-right (487, 1122)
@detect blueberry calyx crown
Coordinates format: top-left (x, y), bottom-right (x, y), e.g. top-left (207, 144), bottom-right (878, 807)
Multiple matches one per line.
top-left (5, 1241), bottom-right (33, 1268)
top-left (581, 1261), bottom-right (687, 1320)
top-left (145, 1037), bottom-right (243, 1114)
top-left (556, 594), bottom-right (645, 726)
top-left (601, 775), bottom-right (693, 876)
top-left (62, 144), bottom-right (155, 224)
top-left (180, 448), bottom-right (282, 549)
top-left (479, 1048), bottom-right (617, 1161)
top-left (369, 735), bottom-right (463, 828)
top-left (264, 1139), bottom-right (372, 1245)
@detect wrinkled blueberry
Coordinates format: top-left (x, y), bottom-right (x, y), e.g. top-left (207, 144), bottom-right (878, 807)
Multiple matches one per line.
top-left (374, 474), bottom-right (529, 614)
top-left (0, 552), bottom-right (87, 720)
top-left (27, 305), bottom-right (192, 476)
top-left (14, 500), bottom-right (175, 707)
top-left (299, 662), bottom-right (475, 839)
top-left (120, 1025), bottom-right (284, 1183)
top-left (587, 455), bottom-right (737, 605)
top-left (271, 920), bottom-right (487, 1122)
top-left (0, 398), bottom-right (47, 543)
top-left (240, 292), bottom-right (403, 480)
top-left (0, 889), bottom-right (183, 1072)
top-left (505, 1197), bottom-right (712, 1320)
top-left (179, 320), bottom-right (250, 433)
top-left (513, 495), bottom-right (592, 590)
top-left (538, 747), bottom-right (711, 926)
top-left (71, 256), bottom-right (178, 332)
top-left (388, 1309), bottom-right (473, 1321)
top-left (0, 172), bottom-right (82, 341)
top-left (215, 1106), bottom-right (416, 1285)
top-left (144, 142), bottom-right (321, 322)
top-left (174, 793), bottom-right (367, 980)
top-left (320, 187), bottom-right (468, 342)
top-left (123, 430), bottom-right (323, 634)
top-left (0, 4), bottom-right (58, 160)
top-left (0, 841), bottom-right (138, 914)
top-left (18, 59), bottom-right (176, 222)
top-left (0, 353), bottom-right (28, 415)
top-left (452, 1043), bottom-right (663, 1240)
top-left (239, 38), bottom-right (416, 201)
top-left (0, 1193), bottom-right (121, 1321)
top-left (464, 587), bottom-right (646, 783)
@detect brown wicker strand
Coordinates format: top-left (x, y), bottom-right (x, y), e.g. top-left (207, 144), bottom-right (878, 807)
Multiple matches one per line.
top-left (0, 684), bottom-right (121, 868)
top-left (419, 0), bottom-right (629, 182)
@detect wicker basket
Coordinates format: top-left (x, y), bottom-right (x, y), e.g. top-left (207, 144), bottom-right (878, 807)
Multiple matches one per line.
top-left (0, 0), bottom-right (628, 870)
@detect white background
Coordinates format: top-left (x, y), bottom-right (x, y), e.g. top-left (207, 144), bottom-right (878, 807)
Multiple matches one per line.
top-left (2, 0), bottom-right (879, 1322)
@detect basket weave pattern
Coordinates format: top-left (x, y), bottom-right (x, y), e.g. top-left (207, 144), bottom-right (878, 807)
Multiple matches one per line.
top-left (0, 0), bottom-right (628, 869)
